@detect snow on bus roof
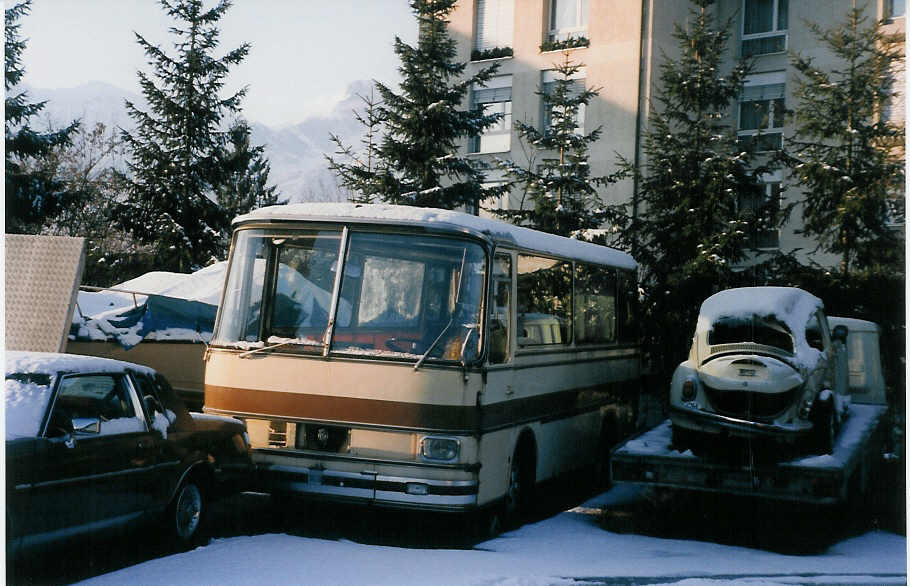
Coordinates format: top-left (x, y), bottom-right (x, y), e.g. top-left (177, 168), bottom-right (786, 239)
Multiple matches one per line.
top-left (235, 203), bottom-right (637, 270)
top-left (5, 351), bottom-right (156, 377)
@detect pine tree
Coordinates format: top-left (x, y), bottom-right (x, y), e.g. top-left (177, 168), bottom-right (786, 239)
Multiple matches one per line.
top-left (215, 119), bottom-right (284, 221)
top-left (5, 0), bottom-right (79, 233)
top-left (616, 0), bottom-right (775, 376)
top-left (326, 89), bottom-right (388, 204)
top-left (492, 52), bottom-right (624, 237)
top-left (786, 7), bottom-right (904, 276)
top-left (119, 0), bottom-right (250, 272)
top-left (328, 0), bottom-right (503, 210)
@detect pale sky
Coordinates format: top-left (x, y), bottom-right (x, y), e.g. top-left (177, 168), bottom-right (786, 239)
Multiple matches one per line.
top-left (19, 0), bottom-right (417, 127)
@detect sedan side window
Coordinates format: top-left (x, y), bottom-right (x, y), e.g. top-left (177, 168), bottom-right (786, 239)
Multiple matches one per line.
top-left (53, 375), bottom-right (145, 436)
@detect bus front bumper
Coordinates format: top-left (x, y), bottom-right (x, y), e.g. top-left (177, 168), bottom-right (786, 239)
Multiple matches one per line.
top-left (255, 458), bottom-right (479, 512)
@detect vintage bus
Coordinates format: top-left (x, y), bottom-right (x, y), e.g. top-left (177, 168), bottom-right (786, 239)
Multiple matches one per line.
top-left (203, 203), bottom-right (640, 526)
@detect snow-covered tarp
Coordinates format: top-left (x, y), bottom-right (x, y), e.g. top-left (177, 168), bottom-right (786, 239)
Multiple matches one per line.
top-left (71, 264), bottom-right (226, 349)
top-left (235, 203), bottom-right (638, 271)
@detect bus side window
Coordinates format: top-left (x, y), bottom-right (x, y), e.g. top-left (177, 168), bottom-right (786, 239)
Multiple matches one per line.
top-left (489, 253), bottom-right (512, 364)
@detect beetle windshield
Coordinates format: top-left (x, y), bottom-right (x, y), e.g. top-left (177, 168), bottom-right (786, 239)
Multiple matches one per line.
top-left (213, 228), bottom-right (486, 363)
top-left (707, 315), bottom-right (794, 353)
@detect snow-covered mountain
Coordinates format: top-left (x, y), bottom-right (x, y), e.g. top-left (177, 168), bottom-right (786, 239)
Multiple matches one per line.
top-left (24, 80), bottom-right (375, 203)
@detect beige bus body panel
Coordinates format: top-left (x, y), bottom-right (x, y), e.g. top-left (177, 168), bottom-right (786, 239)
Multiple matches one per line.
top-left (66, 340), bottom-right (206, 407)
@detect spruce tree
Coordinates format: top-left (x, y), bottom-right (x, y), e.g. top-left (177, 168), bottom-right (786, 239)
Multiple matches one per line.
top-left (329, 0), bottom-right (503, 210)
top-left (119, 0), bottom-right (250, 272)
top-left (215, 119), bottom-right (284, 221)
top-left (5, 0), bottom-right (79, 233)
top-left (326, 89), bottom-right (388, 204)
top-left (616, 0), bottom-right (774, 376)
top-left (492, 52), bottom-right (623, 237)
top-left (786, 7), bottom-right (904, 276)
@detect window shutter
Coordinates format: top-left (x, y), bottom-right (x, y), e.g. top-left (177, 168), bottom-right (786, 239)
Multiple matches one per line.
top-left (475, 0), bottom-right (514, 51)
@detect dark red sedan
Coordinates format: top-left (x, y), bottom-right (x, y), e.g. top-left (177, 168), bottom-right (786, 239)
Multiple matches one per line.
top-left (6, 352), bottom-right (252, 555)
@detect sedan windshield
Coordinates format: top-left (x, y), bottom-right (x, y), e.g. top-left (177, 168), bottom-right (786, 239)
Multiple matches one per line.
top-left (214, 228), bottom-right (486, 363)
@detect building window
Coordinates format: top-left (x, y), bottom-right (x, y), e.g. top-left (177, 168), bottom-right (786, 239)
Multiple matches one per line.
top-left (474, 0), bottom-right (514, 53)
top-left (470, 76), bottom-right (512, 154)
top-left (738, 73), bottom-right (785, 151)
top-left (889, 0), bottom-right (906, 18)
top-left (742, 0), bottom-right (788, 57)
top-left (541, 69), bottom-right (586, 135)
top-left (548, 0), bottom-right (588, 43)
top-left (739, 180), bottom-right (781, 249)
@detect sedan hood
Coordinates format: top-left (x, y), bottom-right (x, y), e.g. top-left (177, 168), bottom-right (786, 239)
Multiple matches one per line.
top-left (698, 355), bottom-right (803, 393)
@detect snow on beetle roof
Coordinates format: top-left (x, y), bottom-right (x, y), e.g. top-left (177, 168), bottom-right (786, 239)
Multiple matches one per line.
top-left (5, 351), bottom-right (157, 377)
top-left (234, 203), bottom-right (637, 271)
top-left (696, 287), bottom-right (825, 366)
top-left (699, 287), bottom-right (823, 326)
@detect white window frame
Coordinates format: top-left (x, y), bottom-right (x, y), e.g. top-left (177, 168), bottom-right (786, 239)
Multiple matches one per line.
top-left (474, 0), bottom-right (515, 52)
top-left (741, 0), bottom-right (788, 56)
top-left (470, 75), bottom-right (512, 154)
top-left (548, 0), bottom-right (589, 43)
top-left (738, 72), bottom-right (785, 152)
top-left (744, 171), bottom-right (782, 250)
top-left (541, 68), bottom-right (586, 136)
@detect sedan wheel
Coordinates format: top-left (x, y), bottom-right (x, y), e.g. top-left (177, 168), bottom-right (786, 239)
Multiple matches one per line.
top-left (172, 480), bottom-right (205, 544)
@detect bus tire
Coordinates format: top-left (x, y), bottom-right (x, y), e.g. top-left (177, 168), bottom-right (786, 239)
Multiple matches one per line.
top-left (504, 433), bottom-right (536, 527)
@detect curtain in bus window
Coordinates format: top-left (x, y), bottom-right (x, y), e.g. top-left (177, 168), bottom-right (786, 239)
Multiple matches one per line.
top-left (517, 255), bottom-right (571, 346)
top-left (574, 264), bottom-right (616, 344)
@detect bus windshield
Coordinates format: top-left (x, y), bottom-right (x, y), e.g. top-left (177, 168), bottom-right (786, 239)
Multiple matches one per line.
top-left (213, 228), bottom-right (486, 363)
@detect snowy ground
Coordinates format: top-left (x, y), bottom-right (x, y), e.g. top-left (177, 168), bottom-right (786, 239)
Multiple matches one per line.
top-left (71, 485), bottom-right (906, 586)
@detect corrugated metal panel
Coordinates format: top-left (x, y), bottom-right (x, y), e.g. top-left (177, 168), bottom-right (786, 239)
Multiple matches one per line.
top-left (5, 234), bottom-right (85, 352)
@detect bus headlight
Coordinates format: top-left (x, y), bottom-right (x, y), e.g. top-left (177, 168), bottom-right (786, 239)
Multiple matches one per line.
top-left (420, 436), bottom-right (460, 462)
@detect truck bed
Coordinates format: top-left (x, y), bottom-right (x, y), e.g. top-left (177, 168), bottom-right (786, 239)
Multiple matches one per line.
top-left (610, 403), bottom-right (888, 505)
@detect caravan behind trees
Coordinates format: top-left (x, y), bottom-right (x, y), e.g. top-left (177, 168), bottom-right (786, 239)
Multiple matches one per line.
top-left (204, 203), bottom-right (640, 526)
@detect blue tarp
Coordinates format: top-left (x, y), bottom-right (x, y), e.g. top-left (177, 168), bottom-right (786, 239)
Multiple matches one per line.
top-left (72, 294), bottom-right (217, 350)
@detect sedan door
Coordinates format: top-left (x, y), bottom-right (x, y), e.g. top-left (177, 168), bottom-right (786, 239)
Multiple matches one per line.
top-left (27, 373), bottom-right (159, 538)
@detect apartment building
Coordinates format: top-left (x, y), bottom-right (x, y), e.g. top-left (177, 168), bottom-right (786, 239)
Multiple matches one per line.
top-left (450, 0), bottom-right (905, 267)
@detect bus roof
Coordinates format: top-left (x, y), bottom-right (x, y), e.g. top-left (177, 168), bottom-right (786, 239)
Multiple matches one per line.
top-left (235, 203), bottom-right (637, 271)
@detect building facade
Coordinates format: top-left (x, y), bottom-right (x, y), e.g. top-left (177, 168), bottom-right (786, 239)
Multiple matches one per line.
top-left (450, 0), bottom-right (905, 267)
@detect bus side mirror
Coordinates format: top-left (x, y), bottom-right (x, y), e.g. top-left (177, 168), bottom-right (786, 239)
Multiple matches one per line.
top-left (832, 325), bottom-right (848, 344)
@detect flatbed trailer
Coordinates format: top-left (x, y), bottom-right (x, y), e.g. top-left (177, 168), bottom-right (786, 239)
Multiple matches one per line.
top-left (610, 403), bottom-right (889, 505)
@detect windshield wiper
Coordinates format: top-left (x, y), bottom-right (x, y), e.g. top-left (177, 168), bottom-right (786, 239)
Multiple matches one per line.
top-left (415, 248), bottom-right (467, 372)
top-left (237, 338), bottom-right (323, 359)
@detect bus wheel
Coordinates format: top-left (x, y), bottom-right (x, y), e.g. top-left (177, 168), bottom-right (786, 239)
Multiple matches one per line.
top-left (504, 438), bottom-right (535, 527)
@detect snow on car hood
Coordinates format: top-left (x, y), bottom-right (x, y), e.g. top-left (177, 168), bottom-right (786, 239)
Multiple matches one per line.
top-left (696, 287), bottom-right (824, 370)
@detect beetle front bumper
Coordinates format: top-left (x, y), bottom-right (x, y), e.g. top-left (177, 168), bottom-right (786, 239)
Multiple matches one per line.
top-left (669, 404), bottom-right (813, 440)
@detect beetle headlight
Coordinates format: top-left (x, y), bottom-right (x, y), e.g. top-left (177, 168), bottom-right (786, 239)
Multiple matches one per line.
top-left (681, 378), bottom-right (698, 402)
top-left (420, 436), bottom-right (459, 462)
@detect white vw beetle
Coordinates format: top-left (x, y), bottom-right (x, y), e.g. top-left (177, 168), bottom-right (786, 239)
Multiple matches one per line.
top-left (669, 287), bottom-right (849, 454)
